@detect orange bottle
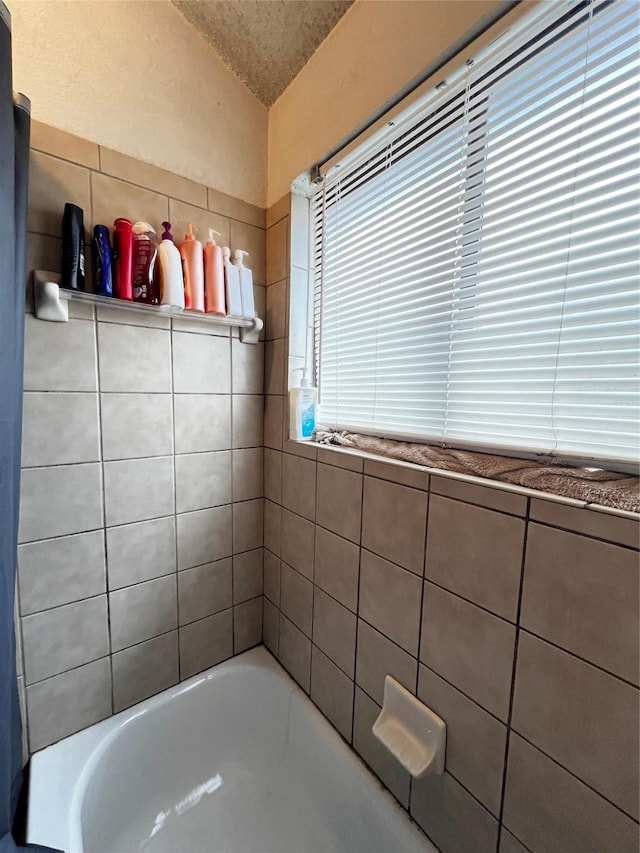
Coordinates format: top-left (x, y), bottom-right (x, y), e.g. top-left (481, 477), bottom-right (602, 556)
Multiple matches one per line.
top-left (204, 229), bottom-right (227, 316)
top-left (178, 223), bottom-right (204, 312)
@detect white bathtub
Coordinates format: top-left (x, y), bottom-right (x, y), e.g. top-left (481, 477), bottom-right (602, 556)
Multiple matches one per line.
top-left (27, 646), bottom-right (434, 853)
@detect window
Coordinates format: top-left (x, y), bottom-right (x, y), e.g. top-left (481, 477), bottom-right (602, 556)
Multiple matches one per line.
top-left (313, 0), bottom-right (639, 470)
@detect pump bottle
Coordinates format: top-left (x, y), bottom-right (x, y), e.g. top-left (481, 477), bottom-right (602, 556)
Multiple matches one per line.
top-left (289, 368), bottom-right (317, 441)
top-left (233, 249), bottom-right (256, 319)
top-left (157, 221), bottom-right (184, 309)
top-left (132, 221), bottom-right (158, 304)
top-left (179, 223), bottom-right (204, 312)
top-left (222, 246), bottom-right (243, 318)
top-left (204, 229), bottom-right (226, 315)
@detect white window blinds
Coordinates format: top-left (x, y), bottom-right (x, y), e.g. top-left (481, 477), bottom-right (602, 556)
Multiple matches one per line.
top-left (313, 0), bottom-right (639, 470)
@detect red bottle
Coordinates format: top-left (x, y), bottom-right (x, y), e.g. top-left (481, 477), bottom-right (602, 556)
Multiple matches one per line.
top-left (112, 218), bottom-right (133, 300)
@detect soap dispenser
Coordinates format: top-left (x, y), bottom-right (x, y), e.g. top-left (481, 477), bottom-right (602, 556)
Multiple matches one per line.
top-left (132, 221), bottom-right (159, 304)
top-left (157, 221), bottom-right (185, 309)
top-left (204, 229), bottom-right (226, 316)
top-left (233, 249), bottom-right (255, 319)
top-left (179, 223), bottom-right (204, 312)
top-left (289, 367), bottom-right (317, 441)
top-left (222, 246), bottom-right (243, 318)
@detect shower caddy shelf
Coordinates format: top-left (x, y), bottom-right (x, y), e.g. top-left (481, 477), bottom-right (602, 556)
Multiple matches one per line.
top-left (31, 270), bottom-right (263, 344)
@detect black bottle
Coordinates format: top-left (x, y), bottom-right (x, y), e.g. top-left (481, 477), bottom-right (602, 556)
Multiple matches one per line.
top-left (61, 203), bottom-right (85, 291)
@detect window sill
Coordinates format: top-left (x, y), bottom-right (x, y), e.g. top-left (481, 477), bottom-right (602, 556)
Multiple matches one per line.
top-left (293, 437), bottom-right (640, 530)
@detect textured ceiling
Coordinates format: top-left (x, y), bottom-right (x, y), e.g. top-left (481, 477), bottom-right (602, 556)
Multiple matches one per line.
top-left (172, 0), bottom-right (354, 106)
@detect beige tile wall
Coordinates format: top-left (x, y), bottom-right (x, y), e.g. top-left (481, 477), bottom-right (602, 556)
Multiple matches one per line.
top-left (263, 195), bottom-right (640, 853)
top-left (16, 123), bottom-right (267, 754)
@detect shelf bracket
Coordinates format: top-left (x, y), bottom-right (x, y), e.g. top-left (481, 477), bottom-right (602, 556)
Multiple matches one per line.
top-left (33, 271), bottom-right (68, 322)
top-left (239, 316), bottom-right (263, 345)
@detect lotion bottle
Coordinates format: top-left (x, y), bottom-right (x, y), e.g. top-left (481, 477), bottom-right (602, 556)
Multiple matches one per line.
top-left (222, 245), bottom-right (243, 318)
top-left (289, 368), bottom-right (317, 441)
top-left (132, 221), bottom-right (158, 304)
top-left (233, 249), bottom-right (255, 319)
top-left (157, 221), bottom-right (184, 309)
top-left (179, 223), bottom-right (204, 312)
top-left (204, 229), bottom-right (226, 315)
top-left (112, 218), bottom-right (133, 300)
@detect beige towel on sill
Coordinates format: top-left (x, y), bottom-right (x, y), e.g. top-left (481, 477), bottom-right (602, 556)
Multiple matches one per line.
top-left (314, 430), bottom-right (640, 514)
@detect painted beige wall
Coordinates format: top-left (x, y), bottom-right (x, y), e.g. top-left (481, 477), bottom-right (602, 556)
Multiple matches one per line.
top-left (8, 0), bottom-right (268, 207)
top-left (267, 0), bottom-right (505, 206)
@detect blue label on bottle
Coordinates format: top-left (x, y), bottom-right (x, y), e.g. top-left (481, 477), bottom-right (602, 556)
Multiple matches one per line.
top-left (301, 404), bottom-right (315, 438)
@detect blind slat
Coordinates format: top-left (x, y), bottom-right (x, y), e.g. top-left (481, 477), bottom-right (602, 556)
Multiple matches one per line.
top-left (314, 0), bottom-right (639, 470)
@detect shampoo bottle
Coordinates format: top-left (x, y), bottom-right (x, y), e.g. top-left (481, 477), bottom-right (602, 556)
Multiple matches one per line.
top-left (289, 368), bottom-right (317, 441)
top-left (233, 249), bottom-right (255, 319)
top-left (92, 225), bottom-right (113, 297)
top-left (179, 223), bottom-right (204, 312)
top-left (222, 246), bottom-right (243, 318)
top-left (132, 221), bottom-right (158, 304)
top-left (112, 218), bottom-right (133, 300)
top-left (157, 222), bottom-right (184, 309)
top-left (204, 229), bottom-right (226, 315)
top-left (61, 203), bottom-right (85, 291)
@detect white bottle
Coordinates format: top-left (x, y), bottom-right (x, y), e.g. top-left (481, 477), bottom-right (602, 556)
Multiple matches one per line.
top-left (233, 249), bottom-right (255, 319)
top-left (157, 221), bottom-right (185, 309)
top-left (289, 368), bottom-right (317, 441)
top-left (223, 246), bottom-right (243, 318)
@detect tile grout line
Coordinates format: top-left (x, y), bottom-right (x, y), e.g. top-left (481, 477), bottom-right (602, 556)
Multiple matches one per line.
top-left (511, 729), bottom-right (640, 825)
top-left (230, 333), bottom-right (236, 655)
top-left (350, 467), bottom-right (365, 746)
top-left (14, 560), bottom-right (29, 756)
top-left (275, 366), bottom-right (284, 659)
top-left (21, 589), bottom-right (254, 696)
top-left (409, 474), bottom-right (431, 816)
top-left (267, 258), bottom-right (285, 655)
top-left (170, 321), bottom-right (181, 684)
top-left (93, 313), bottom-right (115, 717)
top-left (496, 496), bottom-right (531, 852)
top-left (307, 458), bottom-right (318, 697)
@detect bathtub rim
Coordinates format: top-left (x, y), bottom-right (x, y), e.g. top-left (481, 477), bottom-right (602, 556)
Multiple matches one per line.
top-left (26, 646), bottom-right (286, 852)
top-left (26, 644), bottom-right (434, 853)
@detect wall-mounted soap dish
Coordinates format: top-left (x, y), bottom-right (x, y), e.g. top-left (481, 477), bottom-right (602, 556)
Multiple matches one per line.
top-left (372, 676), bottom-right (446, 778)
top-left (31, 270), bottom-right (264, 344)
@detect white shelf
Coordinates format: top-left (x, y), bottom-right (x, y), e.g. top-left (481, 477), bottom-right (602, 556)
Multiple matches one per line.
top-left (32, 270), bottom-right (263, 344)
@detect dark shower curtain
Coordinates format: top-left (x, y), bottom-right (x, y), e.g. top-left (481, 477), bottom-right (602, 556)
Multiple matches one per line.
top-left (0, 5), bottom-right (57, 851)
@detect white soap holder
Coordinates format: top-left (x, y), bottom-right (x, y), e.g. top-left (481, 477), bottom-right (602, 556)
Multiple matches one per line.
top-left (372, 676), bottom-right (446, 779)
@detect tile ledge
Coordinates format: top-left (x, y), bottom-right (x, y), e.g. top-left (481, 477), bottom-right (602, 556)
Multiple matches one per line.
top-left (311, 443), bottom-right (639, 521)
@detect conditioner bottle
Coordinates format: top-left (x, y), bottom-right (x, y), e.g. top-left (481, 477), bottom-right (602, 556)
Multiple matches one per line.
top-left (179, 223), bottom-right (204, 312)
top-left (222, 245), bottom-right (243, 318)
top-left (157, 221), bottom-right (184, 309)
top-left (289, 368), bottom-right (317, 441)
top-left (204, 229), bottom-right (226, 315)
top-left (233, 249), bottom-right (255, 319)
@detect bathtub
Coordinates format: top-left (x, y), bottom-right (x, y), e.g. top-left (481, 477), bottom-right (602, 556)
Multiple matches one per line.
top-left (27, 646), bottom-right (434, 853)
